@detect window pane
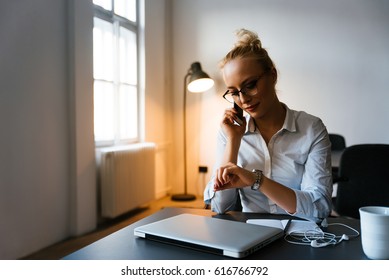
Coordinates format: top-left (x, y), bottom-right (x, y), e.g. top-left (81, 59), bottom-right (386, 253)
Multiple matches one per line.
top-left (93, 2), bottom-right (139, 145)
top-left (93, 18), bottom-right (114, 81)
top-left (94, 81), bottom-right (115, 142)
top-left (119, 27), bottom-right (137, 85)
top-left (114, 0), bottom-right (136, 22)
top-left (93, 0), bottom-right (112, 11)
top-left (119, 85), bottom-right (138, 140)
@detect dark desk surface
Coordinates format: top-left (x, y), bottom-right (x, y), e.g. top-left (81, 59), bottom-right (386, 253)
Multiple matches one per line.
top-left (63, 207), bottom-right (366, 260)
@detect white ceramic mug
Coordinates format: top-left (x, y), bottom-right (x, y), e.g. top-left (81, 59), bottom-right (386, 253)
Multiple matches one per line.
top-left (359, 206), bottom-right (389, 260)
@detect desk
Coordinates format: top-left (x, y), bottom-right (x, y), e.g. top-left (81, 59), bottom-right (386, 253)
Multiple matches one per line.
top-left (63, 207), bottom-right (366, 260)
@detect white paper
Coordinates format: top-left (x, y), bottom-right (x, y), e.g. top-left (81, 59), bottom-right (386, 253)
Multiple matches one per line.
top-left (247, 219), bottom-right (323, 235)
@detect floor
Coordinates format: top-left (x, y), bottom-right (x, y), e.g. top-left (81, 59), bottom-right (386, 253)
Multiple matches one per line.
top-left (21, 195), bottom-right (205, 260)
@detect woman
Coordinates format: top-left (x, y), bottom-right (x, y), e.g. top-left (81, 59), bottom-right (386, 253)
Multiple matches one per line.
top-left (204, 29), bottom-right (332, 222)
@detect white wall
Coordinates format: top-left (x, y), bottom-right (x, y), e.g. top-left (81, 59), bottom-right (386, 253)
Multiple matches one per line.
top-left (170, 0), bottom-right (389, 196)
top-left (0, 0), bottom-right (96, 259)
top-left (0, 0), bottom-right (171, 259)
top-left (143, 0), bottom-right (174, 198)
top-left (67, 0), bottom-right (97, 237)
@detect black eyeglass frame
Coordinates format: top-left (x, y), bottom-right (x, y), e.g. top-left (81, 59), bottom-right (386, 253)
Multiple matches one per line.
top-left (222, 70), bottom-right (270, 103)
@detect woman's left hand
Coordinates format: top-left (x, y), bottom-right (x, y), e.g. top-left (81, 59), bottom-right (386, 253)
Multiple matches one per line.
top-left (214, 162), bottom-right (256, 191)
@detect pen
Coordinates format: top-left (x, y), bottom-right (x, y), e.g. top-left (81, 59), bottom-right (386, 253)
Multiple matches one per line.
top-left (284, 219), bottom-right (292, 234)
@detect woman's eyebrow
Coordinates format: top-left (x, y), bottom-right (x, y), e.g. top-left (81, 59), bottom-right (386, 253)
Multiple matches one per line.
top-left (226, 76), bottom-right (257, 90)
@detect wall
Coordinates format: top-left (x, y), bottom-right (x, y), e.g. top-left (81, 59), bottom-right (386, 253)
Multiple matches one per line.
top-left (143, 0), bottom-right (174, 198)
top-left (0, 0), bottom-right (96, 259)
top-left (0, 0), bottom-right (171, 259)
top-left (67, 0), bottom-right (97, 237)
top-left (170, 0), bottom-right (389, 196)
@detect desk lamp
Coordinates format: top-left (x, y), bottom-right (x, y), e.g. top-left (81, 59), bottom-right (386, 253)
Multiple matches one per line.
top-left (171, 62), bottom-right (214, 201)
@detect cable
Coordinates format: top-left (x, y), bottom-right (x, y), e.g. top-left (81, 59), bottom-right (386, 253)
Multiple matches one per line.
top-left (327, 222), bottom-right (360, 239)
top-left (284, 222), bottom-right (359, 247)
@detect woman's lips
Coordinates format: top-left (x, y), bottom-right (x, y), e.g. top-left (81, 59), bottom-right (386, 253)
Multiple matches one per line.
top-left (244, 103), bottom-right (259, 113)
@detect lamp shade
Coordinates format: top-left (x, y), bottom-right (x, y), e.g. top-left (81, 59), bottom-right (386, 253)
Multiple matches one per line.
top-left (187, 62), bottom-right (214, 92)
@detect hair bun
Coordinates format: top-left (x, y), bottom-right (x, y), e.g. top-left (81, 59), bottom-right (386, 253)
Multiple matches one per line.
top-left (220, 28), bottom-right (276, 74)
top-left (235, 29), bottom-right (262, 49)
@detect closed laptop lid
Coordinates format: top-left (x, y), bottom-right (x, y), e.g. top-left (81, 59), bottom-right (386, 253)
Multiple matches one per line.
top-left (134, 213), bottom-right (283, 258)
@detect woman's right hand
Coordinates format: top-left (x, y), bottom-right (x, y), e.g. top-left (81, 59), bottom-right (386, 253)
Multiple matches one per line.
top-left (221, 107), bottom-right (246, 140)
top-left (214, 162), bottom-right (255, 191)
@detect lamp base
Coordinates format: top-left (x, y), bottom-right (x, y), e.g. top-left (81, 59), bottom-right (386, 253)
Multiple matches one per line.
top-left (171, 193), bottom-right (196, 201)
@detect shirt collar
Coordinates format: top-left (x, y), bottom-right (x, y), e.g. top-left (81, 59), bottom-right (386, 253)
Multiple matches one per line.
top-left (246, 103), bottom-right (296, 133)
top-left (282, 103), bottom-right (296, 132)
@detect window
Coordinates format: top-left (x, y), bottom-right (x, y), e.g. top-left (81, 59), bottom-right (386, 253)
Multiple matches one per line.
top-left (93, 0), bottom-right (139, 145)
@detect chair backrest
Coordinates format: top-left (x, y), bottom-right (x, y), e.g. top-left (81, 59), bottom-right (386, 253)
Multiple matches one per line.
top-left (329, 134), bottom-right (346, 151)
top-left (335, 144), bottom-right (389, 219)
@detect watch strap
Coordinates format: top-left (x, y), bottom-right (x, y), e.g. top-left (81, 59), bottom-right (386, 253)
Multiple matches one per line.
top-left (251, 169), bottom-right (263, 190)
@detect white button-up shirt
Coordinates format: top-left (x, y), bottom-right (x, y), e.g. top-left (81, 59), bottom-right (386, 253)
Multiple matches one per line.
top-left (204, 104), bottom-right (333, 222)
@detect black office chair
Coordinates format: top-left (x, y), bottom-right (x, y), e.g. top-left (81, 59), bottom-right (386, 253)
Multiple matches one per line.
top-left (329, 134), bottom-right (346, 151)
top-left (334, 144), bottom-right (389, 219)
top-left (329, 133), bottom-right (346, 183)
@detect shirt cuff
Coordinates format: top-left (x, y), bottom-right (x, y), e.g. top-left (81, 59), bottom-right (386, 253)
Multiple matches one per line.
top-left (203, 182), bottom-right (216, 204)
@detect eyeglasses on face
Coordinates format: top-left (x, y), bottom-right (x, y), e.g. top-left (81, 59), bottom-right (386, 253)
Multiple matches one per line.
top-left (222, 72), bottom-right (269, 103)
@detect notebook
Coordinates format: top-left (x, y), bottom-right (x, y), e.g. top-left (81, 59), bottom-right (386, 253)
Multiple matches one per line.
top-left (247, 219), bottom-right (323, 235)
top-left (134, 213), bottom-right (284, 258)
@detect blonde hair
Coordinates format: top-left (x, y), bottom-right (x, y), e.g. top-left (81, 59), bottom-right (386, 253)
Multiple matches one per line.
top-left (220, 29), bottom-right (277, 77)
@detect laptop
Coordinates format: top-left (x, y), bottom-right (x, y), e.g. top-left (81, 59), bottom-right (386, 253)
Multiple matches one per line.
top-left (134, 213), bottom-right (284, 258)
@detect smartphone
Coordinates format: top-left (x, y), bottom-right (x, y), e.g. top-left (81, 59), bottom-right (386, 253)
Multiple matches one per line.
top-left (234, 102), bottom-right (244, 125)
top-left (234, 102), bottom-right (244, 120)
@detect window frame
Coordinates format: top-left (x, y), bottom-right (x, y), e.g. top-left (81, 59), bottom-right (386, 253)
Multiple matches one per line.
top-left (93, 1), bottom-right (140, 147)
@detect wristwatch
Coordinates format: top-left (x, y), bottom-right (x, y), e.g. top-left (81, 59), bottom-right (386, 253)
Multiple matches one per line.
top-left (251, 169), bottom-right (263, 191)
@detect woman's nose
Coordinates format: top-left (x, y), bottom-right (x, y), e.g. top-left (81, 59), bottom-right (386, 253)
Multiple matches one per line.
top-left (239, 92), bottom-right (251, 103)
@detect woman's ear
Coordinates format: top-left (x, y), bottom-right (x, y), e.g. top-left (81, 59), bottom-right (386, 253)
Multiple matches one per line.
top-left (270, 68), bottom-right (278, 84)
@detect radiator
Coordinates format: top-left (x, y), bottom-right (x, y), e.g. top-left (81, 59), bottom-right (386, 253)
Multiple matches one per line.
top-left (99, 143), bottom-right (156, 218)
